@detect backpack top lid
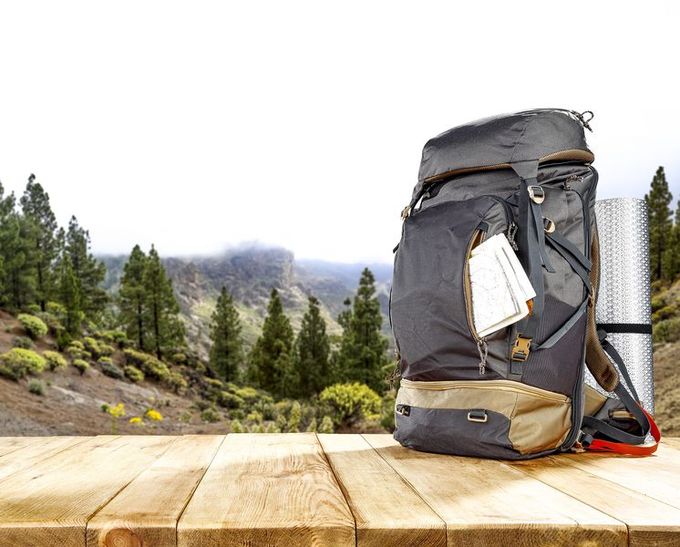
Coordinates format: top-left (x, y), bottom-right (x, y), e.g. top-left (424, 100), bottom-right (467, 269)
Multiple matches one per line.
top-left (417, 109), bottom-right (594, 187)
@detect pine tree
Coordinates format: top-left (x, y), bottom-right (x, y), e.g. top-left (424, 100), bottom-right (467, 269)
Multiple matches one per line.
top-left (119, 245), bottom-right (148, 350)
top-left (142, 245), bottom-right (185, 358)
top-left (0, 185), bottom-right (37, 310)
top-left (20, 174), bottom-right (59, 311)
top-left (57, 255), bottom-right (83, 337)
top-left (248, 288), bottom-right (295, 398)
top-left (335, 268), bottom-right (389, 392)
top-left (663, 203), bottom-right (680, 281)
top-left (294, 296), bottom-right (331, 396)
top-left (64, 216), bottom-right (107, 319)
top-left (209, 286), bottom-right (244, 382)
top-left (645, 166), bottom-right (673, 281)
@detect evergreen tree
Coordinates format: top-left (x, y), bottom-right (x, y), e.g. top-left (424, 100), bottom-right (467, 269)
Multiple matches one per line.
top-left (119, 245), bottom-right (148, 350)
top-left (0, 186), bottom-right (37, 310)
top-left (209, 286), bottom-right (244, 382)
top-left (20, 174), bottom-right (59, 311)
top-left (248, 288), bottom-right (295, 398)
top-left (294, 296), bottom-right (331, 396)
top-left (57, 255), bottom-right (83, 337)
top-left (663, 203), bottom-right (680, 281)
top-left (645, 166), bottom-right (673, 281)
top-left (64, 216), bottom-right (107, 319)
top-left (142, 245), bottom-right (185, 358)
top-left (335, 268), bottom-right (389, 392)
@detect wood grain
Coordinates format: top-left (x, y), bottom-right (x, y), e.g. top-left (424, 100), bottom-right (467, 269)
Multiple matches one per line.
top-left (561, 443), bottom-right (680, 511)
top-left (0, 436), bottom-right (88, 482)
top-left (0, 435), bottom-right (171, 546)
top-left (664, 438), bottom-right (680, 450)
top-left (511, 454), bottom-right (680, 546)
top-left (0, 436), bottom-right (43, 457)
top-left (178, 433), bottom-right (355, 546)
top-left (364, 434), bottom-right (627, 547)
top-left (86, 435), bottom-right (223, 547)
top-left (319, 433), bottom-right (446, 546)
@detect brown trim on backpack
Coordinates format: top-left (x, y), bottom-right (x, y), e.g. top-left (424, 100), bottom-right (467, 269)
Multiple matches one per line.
top-left (421, 148), bottom-right (595, 185)
top-left (584, 227), bottom-right (620, 392)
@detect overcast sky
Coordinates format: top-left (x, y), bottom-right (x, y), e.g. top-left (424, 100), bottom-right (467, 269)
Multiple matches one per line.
top-left (1, 1), bottom-right (678, 263)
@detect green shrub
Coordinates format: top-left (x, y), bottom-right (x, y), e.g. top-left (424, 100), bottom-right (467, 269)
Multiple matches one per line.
top-left (319, 382), bottom-right (382, 428)
top-left (43, 351), bottom-right (68, 371)
top-left (98, 343), bottom-right (115, 357)
top-left (172, 352), bottom-right (188, 365)
top-left (0, 348), bottom-right (46, 380)
top-left (72, 359), bottom-right (89, 375)
top-left (28, 379), bottom-right (45, 396)
top-left (306, 417), bottom-right (317, 432)
top-left (124, 365), bottom-right (144, 383)
top-left (230, 419), bottom-right (245, 432)
top-left (101, 361), bottom-right (125, 380)
top-left (17, 314), bottom-right (48, 340)
top-left (66, 341), bottom-right (91, 360)
top-left (165, 371), bottom-right (188, 393)
top-left (100, 329), bottom-right (128, 347)
top-left (13, 336), bottom-right (35, 349)
top-left (201, 406), bottom-right (221, 423)
top-left (217, 390), bottom-right (244, 409)
top-left (83, 337), bottom-right (102, 358)
top-left (98, 356), bottom-right (113, 366)
top-left (287, 401), bottom-right (302, 432)
top-left (234, 386), bottom-right (260, 403)
top-left (653, 317), bottom-right (680, 344)
top-left (318, 415), bottom-right (334, 433)
top-left (46, 301), bottom-right (67, 317)
top-left (124, 349), bottom-right (171, 382)
top-left (25, 303), bottom-right (41, 314)
top-left (204, 377), bottom-right (224, 390)
top-left (651, 295), bottom-right (666, 312)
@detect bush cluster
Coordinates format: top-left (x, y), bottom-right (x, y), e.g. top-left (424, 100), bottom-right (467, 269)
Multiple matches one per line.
top-left (0, 348), bottom-right (46, 380)
top-left (43, 350), bottom-right (68, 371)
top-left (17, 314), bottom-right (48, 340)
top-left (319, 382), bottom-right (382, 428)
top-left (100, 361), bottom-right (125, 380)
top-left (28, 379), bottom-right (45, 396)
top-left (124, 365), bottom-right (144, 383)
top-left (72, 359), bottom-right (89, 375)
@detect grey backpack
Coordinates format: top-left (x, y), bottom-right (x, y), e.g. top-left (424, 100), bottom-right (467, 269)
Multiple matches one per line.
top-left (390, 109), bottom-right (660, 459)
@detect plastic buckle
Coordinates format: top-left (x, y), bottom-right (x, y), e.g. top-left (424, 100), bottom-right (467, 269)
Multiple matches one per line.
top-left (511, 335), bottom-right (531, 362)
top-left (528, 185), bottom-right (545, 204)
top-left (467, 410), bottom-right (488, 423)
top-left (543, 217), bottom-right (555, 233)
top-left (400, 206), bottom-right (411, 220)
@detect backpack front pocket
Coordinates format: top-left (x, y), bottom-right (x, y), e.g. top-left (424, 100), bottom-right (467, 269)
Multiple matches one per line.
top-left (394, 379), bottom-right (572, 458)
top-left (391, 196), bottom-right (512, 381)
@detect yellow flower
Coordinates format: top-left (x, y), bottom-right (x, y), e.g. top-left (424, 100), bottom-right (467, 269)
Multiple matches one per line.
top-left (108, 403), bottom-right (126, 418)
top-left (145, 408), bottom-right (163, 422)
top-left (129, 416), bottom-right (143, 425)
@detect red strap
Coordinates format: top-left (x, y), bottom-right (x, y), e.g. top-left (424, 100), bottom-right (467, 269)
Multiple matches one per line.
top-left (586, 408), bottom-right (661, 456)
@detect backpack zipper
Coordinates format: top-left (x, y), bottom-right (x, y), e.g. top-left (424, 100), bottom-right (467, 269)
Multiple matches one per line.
top-left (463, 227), bottom-right (489, 375)
top-left (400, 378), bottom-right (569, 403)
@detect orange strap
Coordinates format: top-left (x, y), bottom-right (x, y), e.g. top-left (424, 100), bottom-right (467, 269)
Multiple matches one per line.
top-left (586, 408), bottom-right (661, 456)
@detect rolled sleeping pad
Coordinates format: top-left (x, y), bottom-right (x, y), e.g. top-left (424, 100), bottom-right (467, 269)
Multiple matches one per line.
top-left (587, 198), bottom-right (654, 414)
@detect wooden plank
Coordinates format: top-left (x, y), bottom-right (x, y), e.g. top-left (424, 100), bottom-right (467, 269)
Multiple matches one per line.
top-left (86, 435), bottom-right (224, 547)
top-left (511, 455), bottom-right (680, 546)
top-left (560, 443), bottom-right (680, 511)
top-left (319, 433), bottom-right (446, 546)
top-left (0, 436), bottom-right (89, 482)
top-left (0, 435), bottom-right (172, 546)
top-left (0, 436), bottom-right (43, 457)
top-left (178, 433), bottom-right (355, 546)
top-left (663, 438), bottom-right (680, 450)
top-left (364, 434), bottom-right (627, 547)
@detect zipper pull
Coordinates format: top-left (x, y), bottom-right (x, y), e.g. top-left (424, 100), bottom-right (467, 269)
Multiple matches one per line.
top-left (477, 338), bottom-right (488, 375)
top-left (506, 222), bottom-right (519, 251)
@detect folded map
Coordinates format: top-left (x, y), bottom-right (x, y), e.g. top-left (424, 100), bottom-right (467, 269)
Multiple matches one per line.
top-left (469, 233), bottom-right (536, 338)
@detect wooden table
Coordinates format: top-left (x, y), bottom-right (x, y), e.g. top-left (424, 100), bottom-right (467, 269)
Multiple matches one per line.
top-left (0, 434), bottom-right (678, 546)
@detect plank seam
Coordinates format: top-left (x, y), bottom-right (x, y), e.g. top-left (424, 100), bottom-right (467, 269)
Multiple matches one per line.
top-left (507, 458), bottom-right (634, 540)
top-left (360, 434), bottom-right (448, 543)
top-left (84, 436), bottom-right (177, 546)
top-left (174, 434), bottom-right (228, 547)
top-left (315, 433), bottom-right (358, 547)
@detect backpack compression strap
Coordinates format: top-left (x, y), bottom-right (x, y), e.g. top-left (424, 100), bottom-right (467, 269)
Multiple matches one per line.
top-left (583, 230), bottom-right (661, 455)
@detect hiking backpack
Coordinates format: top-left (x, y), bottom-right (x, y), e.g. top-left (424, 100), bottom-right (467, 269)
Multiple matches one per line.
top-left (390, 109), bottom-right (660, 459)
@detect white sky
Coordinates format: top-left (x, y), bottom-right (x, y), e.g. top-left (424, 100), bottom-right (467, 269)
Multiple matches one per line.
top-left (1, 1), bottom-right (679, 263)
